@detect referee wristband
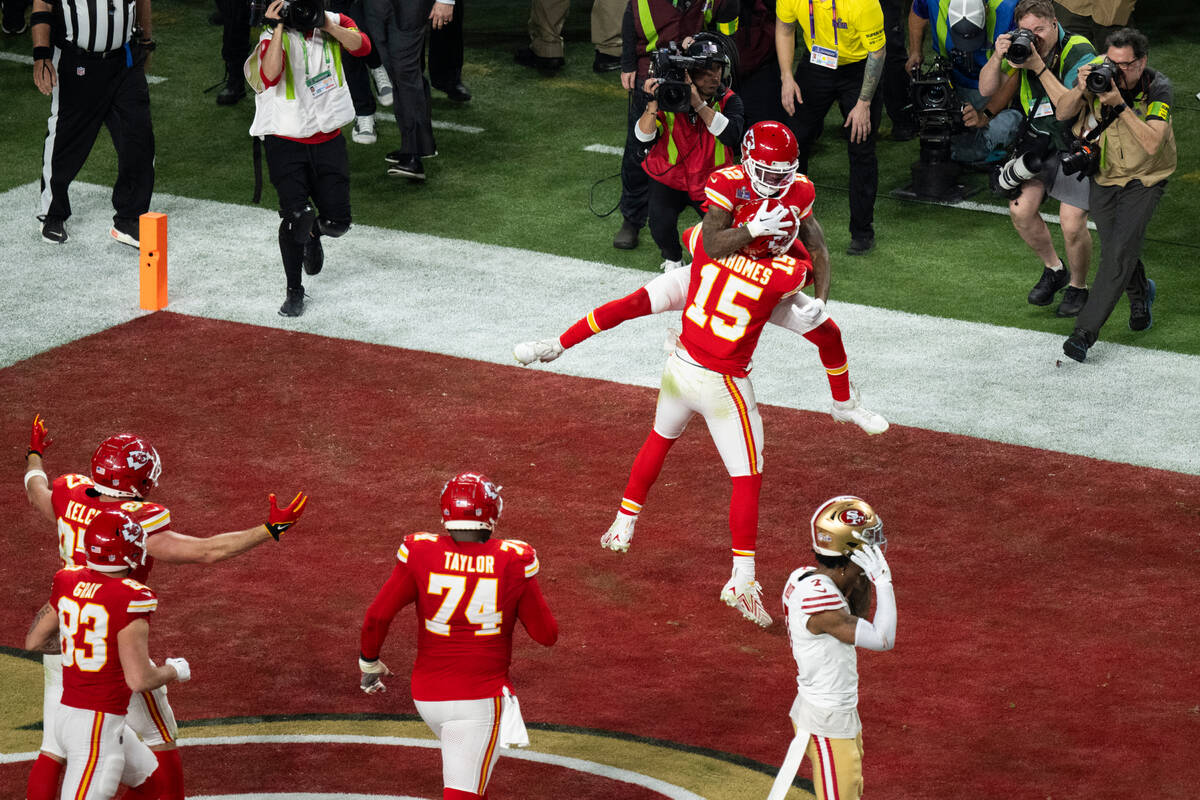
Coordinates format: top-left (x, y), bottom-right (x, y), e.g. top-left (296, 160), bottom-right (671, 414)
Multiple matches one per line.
top-left (33, 46), bottom-right (53, 60)
top-left (24, 469), bottom-right (48, 489)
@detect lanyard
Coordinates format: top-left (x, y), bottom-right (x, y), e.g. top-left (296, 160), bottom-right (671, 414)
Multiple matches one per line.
top-left (299, 31), bottom-right (330, 76)
top-left (809, 0), bottom-right (839, 48)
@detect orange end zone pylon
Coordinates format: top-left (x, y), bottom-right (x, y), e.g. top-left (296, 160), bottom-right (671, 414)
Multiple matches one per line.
top-left (139, 212), bottom-right (168, 310)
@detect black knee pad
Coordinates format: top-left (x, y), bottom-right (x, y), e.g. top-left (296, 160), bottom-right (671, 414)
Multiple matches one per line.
top-left (282, 204), bottom-right (316, 244)
top-left (317, 217), bottom-right (350, 238)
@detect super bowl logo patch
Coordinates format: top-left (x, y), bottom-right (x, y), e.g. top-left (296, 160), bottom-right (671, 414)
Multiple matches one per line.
top-left (736, 187), bottom-right (751, 200)
top-left (839, 508), bottom-right (867, 525)
top-left (77, 66), bottom-right (86, 76)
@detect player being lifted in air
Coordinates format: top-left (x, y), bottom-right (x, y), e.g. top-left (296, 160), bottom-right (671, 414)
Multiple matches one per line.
top-left (513, 179), bottom-right (887, 628)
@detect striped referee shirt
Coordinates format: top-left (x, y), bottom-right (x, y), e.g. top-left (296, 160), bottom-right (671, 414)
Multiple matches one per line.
top-left (60, 0), bottom-right (136, 53)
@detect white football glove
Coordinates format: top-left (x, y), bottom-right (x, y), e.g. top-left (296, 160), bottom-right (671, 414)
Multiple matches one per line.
top-left (513, 338), bottom-right (564, 366)
top-left (166, 657), bottom-right (191, 683)
top-left (744, 202), bottom-right (793, 239)
top-left (359, 657), bottom-right (391, 694)
top-left (850, 543), bottom-right (892, 585)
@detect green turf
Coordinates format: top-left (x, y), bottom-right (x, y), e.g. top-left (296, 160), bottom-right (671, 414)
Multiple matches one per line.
top-left (2, 0), bottom-right (1196, 353)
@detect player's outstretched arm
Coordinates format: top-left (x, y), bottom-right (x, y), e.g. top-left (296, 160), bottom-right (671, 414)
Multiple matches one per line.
top-left (147, 491), bottom-right (309, 564)
top-left (24, 415), bottom-right (55, 523)
top-left (118, 619), bottom-right (188, 692)
top-left (25, 603), bottom-right (59, 654)
top-left (517, 577), bottom-right (559, 646)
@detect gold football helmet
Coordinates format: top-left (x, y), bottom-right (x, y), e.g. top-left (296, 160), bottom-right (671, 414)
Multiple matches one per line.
top-left (810, 495), bottom-right (885, 557)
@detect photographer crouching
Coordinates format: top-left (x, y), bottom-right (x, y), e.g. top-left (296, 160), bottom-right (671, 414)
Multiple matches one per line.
top-left (636, 34), bottom-right (745, 271)
top-left (1055, 28), bottom-right (1176, 363)
top-left (245, 0), bottom-right (371, 317)
top-left (980, 0), bottom-right (1095, 318)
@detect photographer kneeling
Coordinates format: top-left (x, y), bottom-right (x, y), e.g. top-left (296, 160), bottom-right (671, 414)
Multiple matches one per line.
top-left (636, 35), bottom-right (745, 271)
top-left (1055, 28), bottom-right (1176, 363)
top-left (245, 0), bottom-right (372, 317)
top-left (980, 0), bottom-right (1095, 317)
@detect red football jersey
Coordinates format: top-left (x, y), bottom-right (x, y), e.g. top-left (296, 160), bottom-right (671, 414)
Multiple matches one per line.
top-left (704, 164), bottom-right (817, 264)
top-left (362, 532), bottom-right (557, 702)
top-left (678, 224), bottom-right (807, 377)
top-left (51, 565), bottom-right (158, 715)
top-left (51, 474), bottom-right (171, 583)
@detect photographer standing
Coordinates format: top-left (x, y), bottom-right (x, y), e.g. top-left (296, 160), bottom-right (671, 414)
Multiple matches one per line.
top-left (1056, 28), bottom-right (1175, 362)
top-left (637, 35), bottom-right (744, 271)
top-left (245, 0), bottom-right (371, 317)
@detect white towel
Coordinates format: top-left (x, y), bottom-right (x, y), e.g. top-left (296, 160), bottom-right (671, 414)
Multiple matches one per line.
top-left (499, 686), bottom-right (529, 749)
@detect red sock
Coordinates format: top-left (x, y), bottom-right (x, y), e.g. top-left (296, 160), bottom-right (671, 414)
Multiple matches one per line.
top-left (619, 431), bottom-right (676, 512)
top-left (119, 768), bottom-right (159, 799)
top-left (25, 753), bottom-right (62, 800)
top-left (729, 474), bottom-right (763, 555)
top-left (444, 789), bottom-right (483, 799)
top-left (152, 748), bottom-right (184, 800)
top-left (803, 319), bottom-right (850, 402)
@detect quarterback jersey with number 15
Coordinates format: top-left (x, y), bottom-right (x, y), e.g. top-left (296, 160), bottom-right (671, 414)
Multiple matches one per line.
top-left (51, 474), bottom-right (171, 583)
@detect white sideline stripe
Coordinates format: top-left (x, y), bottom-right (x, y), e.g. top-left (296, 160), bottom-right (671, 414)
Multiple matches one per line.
top-left (370, 112), bottom-right (484, 134)
top-left (194, 795), bottom-right (430, 799)
top-left (1, 181), bottom-right (1196, 476)
top-left (585, 143), bottom-right (624, 155)
top-left (0, 51), bottom-right (167, 83)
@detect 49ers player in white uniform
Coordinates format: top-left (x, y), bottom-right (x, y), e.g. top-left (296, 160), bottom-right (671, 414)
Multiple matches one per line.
top-left (766, 496), bottom-right (897, 800)
top-left (22, 415), bottom-right (308, 800)
top-left (25, 509), bottom-right (191, 800)
top-left (359, 472), bottom-right (559, 800)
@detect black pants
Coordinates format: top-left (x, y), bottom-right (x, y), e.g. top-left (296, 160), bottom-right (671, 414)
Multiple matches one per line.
top-left (618, 89), bottom-right (653, 228)
top-left (264, 135), bottom-right (351, 290)
top-left (367, 0), bottom-right (436, 156)
top-left (1076, 178), bottom-right (1165, 341)
top-left (647, 179), bottom-right (704, 262)
top-left (428, 0), bottom-right (462, 87)
top-left (789, 58), bottom-right (881, 241)
top-left (39, 45), bottom-right (154, 225)
top-left (738, 60), bottom-right (786, 130)
top-left (218, 0), bottom-right (251, 71)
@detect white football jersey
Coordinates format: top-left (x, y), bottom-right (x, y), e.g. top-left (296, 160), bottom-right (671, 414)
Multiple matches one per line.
top-left (782, 567), bottom-right (860, 714)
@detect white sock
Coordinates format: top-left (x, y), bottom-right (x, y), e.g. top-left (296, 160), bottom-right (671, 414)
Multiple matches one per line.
top-left (732, 555), bottom-right (755, 581)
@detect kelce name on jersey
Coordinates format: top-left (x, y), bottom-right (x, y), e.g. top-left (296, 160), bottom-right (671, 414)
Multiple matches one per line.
top-left (442, 552), bottom-right (496, 574)
top-left (64, 500), bottom-right (103, 528)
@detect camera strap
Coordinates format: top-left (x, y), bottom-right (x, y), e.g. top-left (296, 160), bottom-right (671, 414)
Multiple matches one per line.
top-left (1081, 106), bottom-right (1118, 143)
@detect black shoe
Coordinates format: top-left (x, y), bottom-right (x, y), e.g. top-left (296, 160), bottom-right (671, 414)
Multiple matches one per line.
top-left (41, 216), bottom-right (68, 244)
top-left (433, 80), bottom-right (471, 102)
top-left (514, 47), bottom-right (565, 72)
top-left (1055, 285), bottom-right (1088, 317)
top-left (846, 237), bottom-right (875, 256)
top-left (302, 235), bottom-right (324, 276)
top-left (593, 51), bottom-right (621, 73)
top-left (387, 155), bottom-right (425, 180)
top-left (110, 217), bottom-right (139, 248)
top-left (1062, 329), bottom-right (1093, 363)
top-left (613, 219), bottom-right (640, 250)
top-left (1028, 266), bottom-right (1069, 306)
top-left (279, 287), bottom-right (306, 317)
top-left (217, 70), bottom-right (246, 105)
top-left (1129, 278), bottom-right (1156, 331)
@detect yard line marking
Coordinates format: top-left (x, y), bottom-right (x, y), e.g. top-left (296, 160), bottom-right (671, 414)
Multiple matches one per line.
top-left (0, 51), bottom-right (167, 83)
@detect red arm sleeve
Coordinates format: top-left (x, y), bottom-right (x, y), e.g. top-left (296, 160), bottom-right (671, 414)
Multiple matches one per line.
top-left (336, 13), bottom-right (372, 57)
top-left (360, 562), bottom-right (417, 660)
top-left (559, 288), bottom-right (653, 350)
top-left (516, 577), bottom-right (558, 646)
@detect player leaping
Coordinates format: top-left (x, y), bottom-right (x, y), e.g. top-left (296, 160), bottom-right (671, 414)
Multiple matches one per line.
top-left (514, 212), bottom-right (886, 628)
top-left (22, 415), bottom-right (308, 800)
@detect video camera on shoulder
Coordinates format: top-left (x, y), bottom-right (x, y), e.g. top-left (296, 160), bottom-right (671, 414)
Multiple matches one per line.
top-left (649, 39), bottom-right (723, 114)
top-left (1006, 28), bottom-right (1037, 64)
top-left (909, 57), bottom-right (962, 145)
top-left (251, 0), bottom-right (325, 32)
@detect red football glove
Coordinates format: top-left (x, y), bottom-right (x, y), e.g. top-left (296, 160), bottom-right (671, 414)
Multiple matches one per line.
top-left (265, 491), bottom-right (308, 540)
top-left (29, 414), bottom-right (53, 457)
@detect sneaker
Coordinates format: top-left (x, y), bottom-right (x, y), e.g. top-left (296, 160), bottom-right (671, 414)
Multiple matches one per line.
top-left (831, 382), bottom-right (889, 435)
top-left (600, 513), bottom-right (636, 553)
top-left (613, 219), bottom-right (640, 250)
top-left (40, 216), bottom-right (68, 244)
top-left (302, 235), bottom-right (323, 276)
top-left (110, 218), bottom-right (139, 248)
top-left (660, 258), bottom-right (683, 272)
top-left (1055, 285), bottom-right (1088, 317)
top-left (593, 51), bottom-right (621, 73)
top-left (846, 237), bottom-right (875, 256)
top-left (1027, 266), bottom-right (1069, 306)
top-left (278, 287), bottom-right (306, 317)
top-left (387, 155), bottom-right (425, 180)
top-left (351, 114), bottom-right (377, 144)
top-left (514, 47), bottom-right (565, 72)
top-left (1128, 279), bottom-right (1156, 331)
top-left (720, 574), bottom-right (772, 627)
top-left (371, 66), bottom-right (393, 107)
top-left (1062, 329), bottom-right (1092, 362)
top-left (513, 338), bottom-right (563, 365)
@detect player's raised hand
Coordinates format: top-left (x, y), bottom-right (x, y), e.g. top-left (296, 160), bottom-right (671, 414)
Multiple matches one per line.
top-left (29, 414), bottom-right (53, 457)
top-left (265, 491), bottom-right (308, 540)
top-left (359, 657), bottom-right (391, 694)
top-left (745, 202), bottom-right (793, 239)
top-left (850, 544), bottom-right (892, 585)
top-left (513, 338), bottom-right (564, 366)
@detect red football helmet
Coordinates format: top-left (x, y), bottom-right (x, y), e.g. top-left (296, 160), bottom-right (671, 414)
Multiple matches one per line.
top-left (440, 472), bottom-right (503, 531)
top-left (84, 509), bottom-right (148, 573)
top-left (733, 198), bottom-right (800, 259)
top-left (742, 121), bottom-right (799, 198)
top-left (90, 434), bottom-right (162, 499)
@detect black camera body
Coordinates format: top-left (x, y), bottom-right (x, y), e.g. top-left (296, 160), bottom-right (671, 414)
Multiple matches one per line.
top-left (910, 57), bottom-right (962, 146)
top-left (1060, 139), bottom-right (1100, 176)
top-left (650, 43), bottom-right (708, 114)
top-left (251, 0), bottom-right (325, 31)
top-left (1007, 28), bottom-right (1037, 64)
top-left (1086, 60), bottom-right (1119, 94)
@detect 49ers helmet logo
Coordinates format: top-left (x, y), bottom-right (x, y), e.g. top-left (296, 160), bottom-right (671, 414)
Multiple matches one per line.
top-left (839, 508), bottom-right (867, 526)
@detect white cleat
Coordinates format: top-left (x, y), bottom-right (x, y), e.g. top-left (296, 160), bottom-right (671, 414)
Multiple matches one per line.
top-left (660, 258), bottom-right (683, 272)
top-left (831, 382), bottom-right (889, 435)
top-left (720, 575), bottom-right (772, 627)
top-left (600, 514), bottom-right (636, 552)
top-left (513, 338), bottom-right (564, 366)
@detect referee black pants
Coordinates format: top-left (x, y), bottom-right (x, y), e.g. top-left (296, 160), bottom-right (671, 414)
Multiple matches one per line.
top-left (39, 46), bottom-right (154, 225)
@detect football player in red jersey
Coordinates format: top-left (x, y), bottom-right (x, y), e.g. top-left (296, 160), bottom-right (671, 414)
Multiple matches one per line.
top-left (359, 472), bottom-right (558, 800)
top-left (21, 416), bottom-right (308, 800)
top-left (513, 215), bottom-right (887, 628)
top-left (25, 509), bottom-right (191, 800)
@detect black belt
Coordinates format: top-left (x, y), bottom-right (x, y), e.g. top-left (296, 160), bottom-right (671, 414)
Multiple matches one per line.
top-left (58, 41), bottom-right (129, 60)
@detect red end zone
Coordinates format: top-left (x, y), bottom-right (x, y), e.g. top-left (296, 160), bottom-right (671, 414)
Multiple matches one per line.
top-left (3, 312), bottom-right (1198, 800)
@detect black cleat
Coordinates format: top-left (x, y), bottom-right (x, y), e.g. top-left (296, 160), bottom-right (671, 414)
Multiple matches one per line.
top-left (387, 155), bottom-right (425, 180)
top-left (41, 217), bottom-right (68, 244)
